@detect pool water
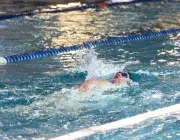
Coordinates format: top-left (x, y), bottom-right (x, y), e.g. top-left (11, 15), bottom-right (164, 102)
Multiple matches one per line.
top-left (0, 1), bottom-right (180, 139)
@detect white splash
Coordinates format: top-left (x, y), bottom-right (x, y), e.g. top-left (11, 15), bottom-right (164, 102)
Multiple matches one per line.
top-left (76, 49), bottom-right (119, 79)
top-left (76, 49), bottom-right (140, 79)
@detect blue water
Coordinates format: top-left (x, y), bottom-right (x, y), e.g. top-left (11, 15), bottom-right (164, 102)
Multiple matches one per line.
top-left (0, 1), bottom-right (180, 139)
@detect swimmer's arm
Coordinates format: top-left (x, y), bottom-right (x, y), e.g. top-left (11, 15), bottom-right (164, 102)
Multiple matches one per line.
top-left (78, 79), bottom-right (112, 92)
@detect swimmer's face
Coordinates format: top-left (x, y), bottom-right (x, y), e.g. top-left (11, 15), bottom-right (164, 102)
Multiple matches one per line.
top-left (112, 72), bottom-right (130, 84)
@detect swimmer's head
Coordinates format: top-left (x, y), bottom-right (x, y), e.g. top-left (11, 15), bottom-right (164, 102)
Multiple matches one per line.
top-left (111, 72), bottom-right (131, 85)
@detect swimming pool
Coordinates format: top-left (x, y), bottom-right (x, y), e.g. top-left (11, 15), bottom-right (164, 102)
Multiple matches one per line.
top-left (0, 1), bottom-right (180, 139)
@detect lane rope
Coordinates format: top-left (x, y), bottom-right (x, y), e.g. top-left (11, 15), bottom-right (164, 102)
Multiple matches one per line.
top-left (50, 103), bottom-right (180, 140)
top-left (0, 0), bottom-right (156, 21)
top-left (0, 28), bottom-right (179, 65)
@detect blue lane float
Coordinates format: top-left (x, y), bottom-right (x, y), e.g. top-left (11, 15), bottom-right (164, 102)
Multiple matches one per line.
top-left (0, 0), bottom-right (156, 21)
top-left (0, 28), bottom-right (179, 65)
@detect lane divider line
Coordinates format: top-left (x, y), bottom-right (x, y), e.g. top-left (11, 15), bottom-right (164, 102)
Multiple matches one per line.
top-left (50, 103), bottom-right (180, 140)
top-left (0, 28), bottom-right (179, 65)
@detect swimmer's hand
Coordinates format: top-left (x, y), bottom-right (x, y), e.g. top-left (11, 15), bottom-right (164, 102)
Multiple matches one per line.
top-left (78, 79), bottom-right (112, 92)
